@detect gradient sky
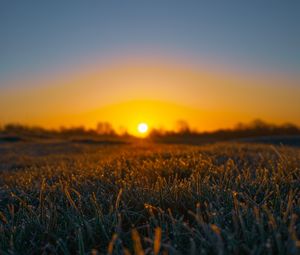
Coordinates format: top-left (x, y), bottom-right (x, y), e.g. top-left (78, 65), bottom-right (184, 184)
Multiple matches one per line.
top-left (0, 1), bottom-right (299, 134)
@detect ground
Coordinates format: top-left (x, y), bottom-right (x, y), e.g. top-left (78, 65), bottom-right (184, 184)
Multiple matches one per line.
top-left (0, 140), bottom-right (299, 254)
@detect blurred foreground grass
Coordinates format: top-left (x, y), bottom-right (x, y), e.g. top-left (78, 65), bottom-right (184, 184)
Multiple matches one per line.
top-left (0, 142), bottom-right (299, 254)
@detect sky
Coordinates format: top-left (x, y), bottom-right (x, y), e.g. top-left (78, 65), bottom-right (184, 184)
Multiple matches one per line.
top-left (0, 1), bottom-right (299, 135)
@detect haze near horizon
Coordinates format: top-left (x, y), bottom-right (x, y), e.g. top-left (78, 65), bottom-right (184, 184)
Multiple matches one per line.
top-left (1, 1), bottom-right (299, 135)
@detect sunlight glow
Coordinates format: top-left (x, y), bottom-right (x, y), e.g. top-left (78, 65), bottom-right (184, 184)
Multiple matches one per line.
top-left (137, 123), bottom-right (148, 134)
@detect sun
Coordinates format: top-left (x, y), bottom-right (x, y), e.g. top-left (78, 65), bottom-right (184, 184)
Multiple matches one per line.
top-left (137, 122), bottom-right (149, 134)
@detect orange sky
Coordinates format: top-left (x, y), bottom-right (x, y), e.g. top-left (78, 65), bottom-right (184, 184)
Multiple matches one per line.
top-left (1, 59), bottom-right (299, 135)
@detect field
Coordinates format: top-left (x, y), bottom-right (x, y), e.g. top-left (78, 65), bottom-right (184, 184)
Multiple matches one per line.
top-left (0, 140), bottom-right (299, 254)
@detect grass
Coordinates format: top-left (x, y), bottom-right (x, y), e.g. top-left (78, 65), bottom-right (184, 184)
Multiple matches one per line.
top-left (0, 142), bottom-right (299, 254)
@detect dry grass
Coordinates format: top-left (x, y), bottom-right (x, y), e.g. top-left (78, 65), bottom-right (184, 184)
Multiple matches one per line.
top-left (0, 142), bottom-right (299, 254)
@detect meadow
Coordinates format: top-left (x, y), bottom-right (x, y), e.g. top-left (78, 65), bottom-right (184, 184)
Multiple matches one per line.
top-left (0, 140), bottom-right (299, 254)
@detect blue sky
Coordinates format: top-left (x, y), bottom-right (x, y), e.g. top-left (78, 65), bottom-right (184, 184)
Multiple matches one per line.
top-left (0, 0), bottom-right (299, 86)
